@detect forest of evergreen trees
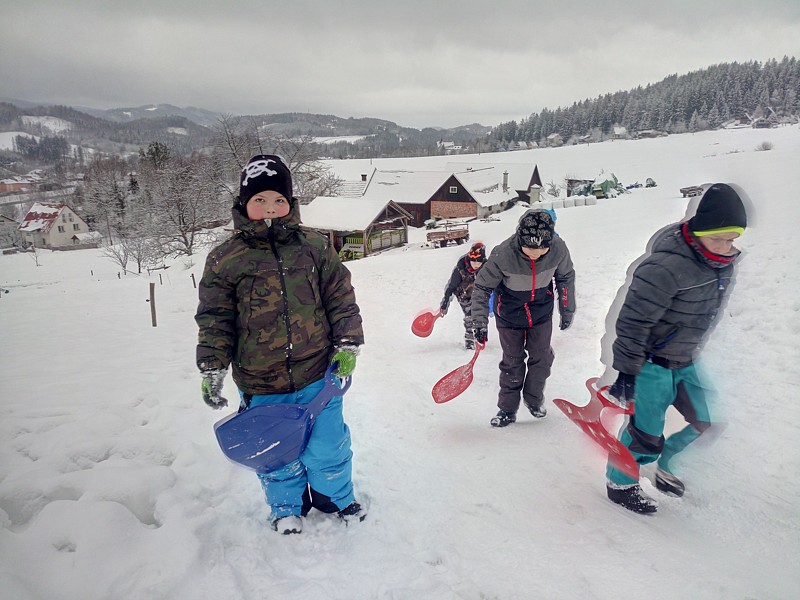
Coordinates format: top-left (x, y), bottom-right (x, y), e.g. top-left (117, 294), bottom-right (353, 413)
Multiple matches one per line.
top-left (489, 58), bottom-right (800, 146)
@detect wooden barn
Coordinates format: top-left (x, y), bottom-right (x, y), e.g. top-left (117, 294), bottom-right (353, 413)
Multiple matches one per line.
top-left (300, 197), bottom-right (411, 261)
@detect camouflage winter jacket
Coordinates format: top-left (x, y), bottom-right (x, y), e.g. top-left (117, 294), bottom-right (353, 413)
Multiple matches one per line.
top-left (195, 201), bottom-right (364, 395)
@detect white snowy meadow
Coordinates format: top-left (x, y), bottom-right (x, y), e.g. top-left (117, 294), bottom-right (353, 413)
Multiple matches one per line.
top-left (1, 125), bottom-right (799, 600)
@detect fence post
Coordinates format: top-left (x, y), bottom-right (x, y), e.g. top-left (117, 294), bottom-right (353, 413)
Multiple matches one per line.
top-left (159, 273), bottom-right (163, 285)
top-left (149, 282), bottom-right (157, 327)
top-left (191, 273), bottom-right (196, 289)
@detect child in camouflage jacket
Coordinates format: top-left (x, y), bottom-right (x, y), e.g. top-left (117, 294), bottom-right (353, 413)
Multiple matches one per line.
top-left (195, 155), bottom-right (366, 534)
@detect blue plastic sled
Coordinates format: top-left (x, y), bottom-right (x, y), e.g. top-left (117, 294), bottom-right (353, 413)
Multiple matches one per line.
top-left (214, 364), bottom-right (351, 474)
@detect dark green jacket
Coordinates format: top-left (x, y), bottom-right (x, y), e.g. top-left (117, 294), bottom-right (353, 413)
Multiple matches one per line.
top-left (195, 201), bottom-right (364, 395)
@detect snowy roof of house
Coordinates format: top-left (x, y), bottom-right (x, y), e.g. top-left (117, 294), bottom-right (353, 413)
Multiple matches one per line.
top-left (301, 197), bottom-right (408, 231)
top-left (72, 232), bottom-right (103, 242)
top-left (337, 180), bottom-right (369, 197)
top-left (450, 169), bottom-right (517, 207)
top-left (445, 163), bottom-right (537, 193)
top-left (362, 170), bottom-right (453, 205)
top-left (18, 202), bottom-right (65, 233)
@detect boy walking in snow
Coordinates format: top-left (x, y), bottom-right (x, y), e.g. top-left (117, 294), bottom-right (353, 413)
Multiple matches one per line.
top-left (440, 242), bottom-right (488, 349)
top-left (195, 155), bottom-right (366, 534)
top-left (470, 210), bottom-right (576, 427)
top-left (604, 183), bottom-right (747, 514)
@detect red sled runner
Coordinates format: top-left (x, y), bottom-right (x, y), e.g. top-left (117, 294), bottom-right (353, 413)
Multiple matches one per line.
top-left (553, 378), bottom-right (639, 480)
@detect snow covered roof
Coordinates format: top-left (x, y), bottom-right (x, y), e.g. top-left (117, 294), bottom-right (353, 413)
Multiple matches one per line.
top-left (451, 170), bottom-right (516, 207)
top-left (362, 170), bottom-right (452, 204)
top-left (337, 180), bottom-right (369, 197)
top-left (72, 232), bottom-right (103, 242)
top-left (18, 202), bottom-right (65, 233)
top-left (445, 162), bottom-right (538, 193)
top-left (301, 197), bottom-right (408, 231)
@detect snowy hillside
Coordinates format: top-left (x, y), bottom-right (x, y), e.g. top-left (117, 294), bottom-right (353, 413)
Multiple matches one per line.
top-left (1, 125), bottom-right (798, 600)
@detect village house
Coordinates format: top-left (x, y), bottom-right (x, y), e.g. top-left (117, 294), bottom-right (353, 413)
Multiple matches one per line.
top-left (337, 163), bottom-right (541, 228)
top-left (612, 126), bottom-right (628, 140)
top-left (18, 201), bottom-right (98, 249)
top-left (301, 197), bottom-right (411, 261)
top-left (546, 132), bottom-right (563, 147)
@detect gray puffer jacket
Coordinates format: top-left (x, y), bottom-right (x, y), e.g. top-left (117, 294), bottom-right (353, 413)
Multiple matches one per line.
top-left (471, 228), bottom-right (575, 330)
top-left (613, 222), bottom-right (740, 375)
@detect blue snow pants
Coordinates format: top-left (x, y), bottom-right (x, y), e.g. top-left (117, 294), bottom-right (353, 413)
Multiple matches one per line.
top-left (606, 361), bottom-right (712, 486)
top-left (240, 378), bottom-right (355, 521)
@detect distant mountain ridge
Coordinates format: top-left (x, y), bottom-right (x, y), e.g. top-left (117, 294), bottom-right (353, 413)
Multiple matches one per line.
top-left (0, 100), bottom-right (492, 159)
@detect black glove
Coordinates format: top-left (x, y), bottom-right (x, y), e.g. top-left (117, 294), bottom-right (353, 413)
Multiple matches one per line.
top-left (201, 368), bottom-right (229, 409)
top-left (440, 297), bottom-right (450, 316)
top-left (608, 372), bottom-right (636, 407)
top-left (473, 325), bottom-right (488, 344)
top-left (559, 316), bottom-right (572, 331)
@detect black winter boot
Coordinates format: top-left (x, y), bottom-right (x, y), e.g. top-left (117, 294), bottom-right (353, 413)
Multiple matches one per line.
top-left (655, 468), bottom-right (685, 497)
top-left (490, 411), bottom-right (517, 427)
top-left (271, 515), bottom-right (303, 534)
top-left (338, 501), bottom-right (367, 525)
top-left (524, 401), bottom-right (547, 419)
top-left (606, 484), bottom-right (658, 514)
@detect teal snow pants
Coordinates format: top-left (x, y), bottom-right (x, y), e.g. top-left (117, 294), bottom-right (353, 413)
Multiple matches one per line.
top-left (606, 361), bottom-right (712, 486)
top-left (240, 378), bottom-right (355, 521)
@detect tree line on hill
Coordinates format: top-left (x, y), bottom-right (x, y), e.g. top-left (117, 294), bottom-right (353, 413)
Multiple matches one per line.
top-left (489, 58), bottom-right (800, 146)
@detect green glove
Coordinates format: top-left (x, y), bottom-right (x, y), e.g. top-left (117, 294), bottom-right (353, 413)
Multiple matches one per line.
top-left (332, 345), bottom-right (359, 378)
top-left (201, 368), bottom-right (229, 409)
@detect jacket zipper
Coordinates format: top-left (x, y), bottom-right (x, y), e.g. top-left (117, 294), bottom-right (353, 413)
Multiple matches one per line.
top-left (270, 234), bottom-right (296, 392)
top-left (526, 257), bottom-right (536, 326)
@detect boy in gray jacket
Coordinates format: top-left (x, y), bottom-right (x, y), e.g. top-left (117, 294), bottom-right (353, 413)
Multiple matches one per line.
top-left (470, 210), bottom-right (576, 427)
top-left (604, 183), bottom-right (747, 514)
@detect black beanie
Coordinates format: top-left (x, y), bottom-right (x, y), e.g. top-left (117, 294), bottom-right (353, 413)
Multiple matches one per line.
top-left (517, 211), bottom-right (554, 248)
top-left (688, 183), bottom-right (747, 236)
top-left (238, 155), bottom-right (293, 206)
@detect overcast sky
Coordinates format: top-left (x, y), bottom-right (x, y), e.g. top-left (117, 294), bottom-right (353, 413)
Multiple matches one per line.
top-left (2, 1), bottom-right (799, 129)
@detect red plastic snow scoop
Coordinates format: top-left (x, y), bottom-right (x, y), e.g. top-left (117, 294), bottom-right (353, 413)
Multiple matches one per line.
top-left (431, 342), bottom-right (485, 404)
top-left (552, 378), bottom-right (639, 480)
top-left (411, 308), bottom-right (443, 338)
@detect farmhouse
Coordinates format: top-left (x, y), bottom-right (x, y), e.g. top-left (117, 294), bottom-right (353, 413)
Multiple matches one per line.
top-left (18, 202), bottom-right (95, 249)
top-left (301, 197), bottom-right (411, 261)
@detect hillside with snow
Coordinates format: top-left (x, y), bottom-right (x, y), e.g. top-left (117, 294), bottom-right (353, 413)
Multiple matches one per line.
top-left (1, 125), bottom-right (798, 600)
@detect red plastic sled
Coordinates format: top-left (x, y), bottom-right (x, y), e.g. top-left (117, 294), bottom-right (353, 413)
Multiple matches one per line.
top-left (552, 377), bottom-right (639, 480)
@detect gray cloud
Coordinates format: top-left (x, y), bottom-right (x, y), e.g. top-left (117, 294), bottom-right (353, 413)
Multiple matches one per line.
top-left (2, 0), bottom-right (799, 128)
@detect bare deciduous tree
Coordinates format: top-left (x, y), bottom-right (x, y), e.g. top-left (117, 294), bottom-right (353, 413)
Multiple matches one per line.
top-left (211, 115), bottom-right (342, 204)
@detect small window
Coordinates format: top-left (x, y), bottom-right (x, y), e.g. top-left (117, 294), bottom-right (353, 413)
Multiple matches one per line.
top-left (62, 214), bottom-right (66, 222)
top-left (73, 223), bottom-right (80, 231)
top-left (58, 225), bottom-right (65, 233)
top-left (449, 186), bottom-right (458, 194)
top-left (68, 215), bottom-right (73, 222)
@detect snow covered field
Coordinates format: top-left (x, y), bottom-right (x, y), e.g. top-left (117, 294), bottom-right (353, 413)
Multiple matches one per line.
top-left (1, 125), bottom-right (798, 599)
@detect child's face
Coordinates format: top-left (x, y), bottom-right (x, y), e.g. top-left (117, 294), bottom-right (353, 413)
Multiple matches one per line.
top-left (246, 191), bottom-right (291, 220)
top-left (470, 260), bottom-right (484, 270)
top-left (521, 246), bottom-right (549, 260)
top-left (698, 232), bottom-right (740, 256)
